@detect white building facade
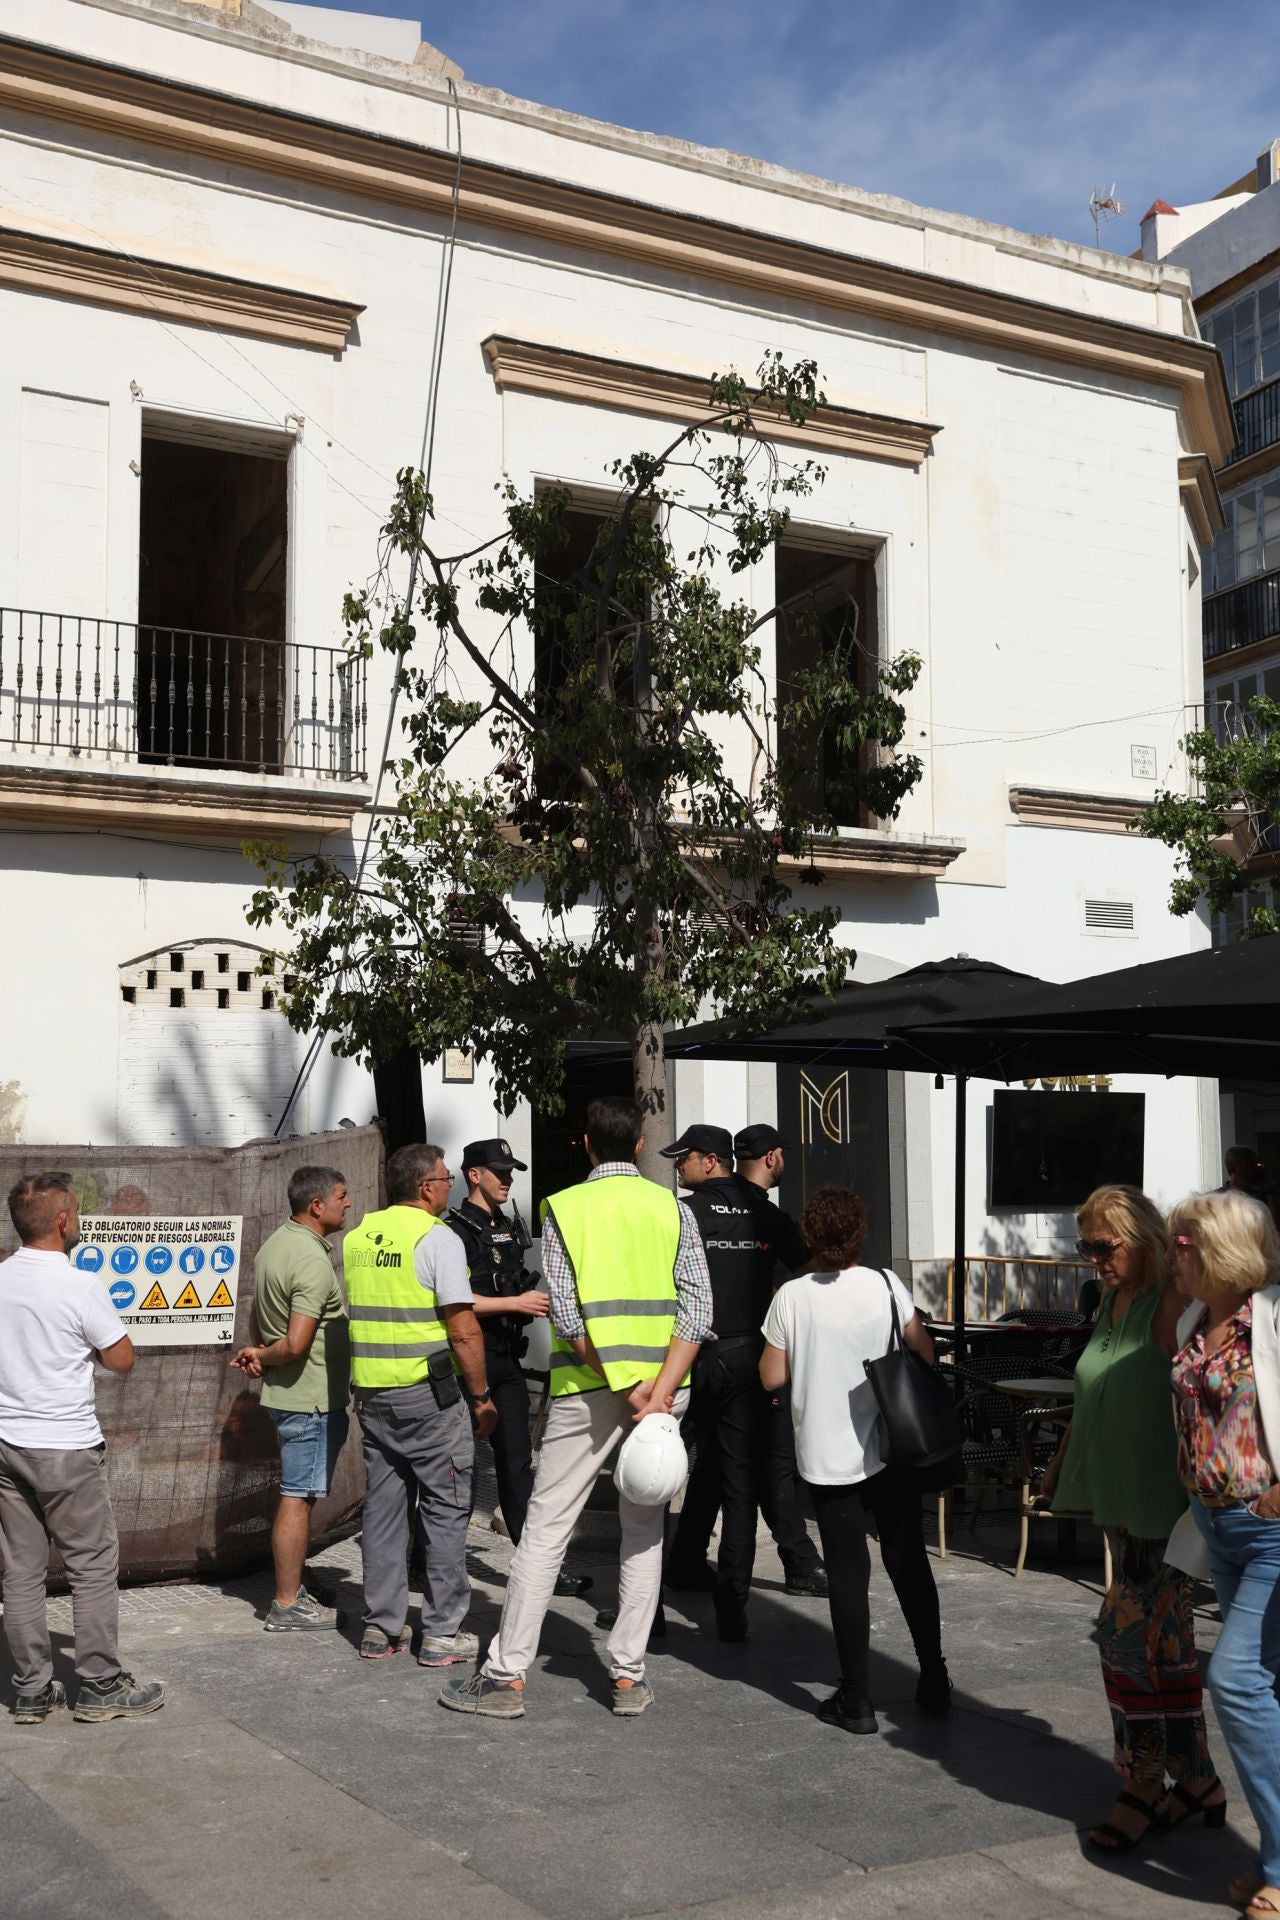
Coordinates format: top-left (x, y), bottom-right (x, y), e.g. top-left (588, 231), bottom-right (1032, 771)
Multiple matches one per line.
top-left (0, 0), bottom-right (1232, 1294)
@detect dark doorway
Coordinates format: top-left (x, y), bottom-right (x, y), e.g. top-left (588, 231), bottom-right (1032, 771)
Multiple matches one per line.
top-left (777, 1061), bottom-right (891, 1268)
top-left (137, 430), bottom-right (289, 770)
top-left (530, 1052), bottom-right (636, 1231)
top-left (373, 1045), bottom-right (427, 1160)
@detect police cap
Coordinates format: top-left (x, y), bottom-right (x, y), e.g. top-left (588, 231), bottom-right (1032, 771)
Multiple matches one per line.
top-left (461, 1137), bottom-right (528, 1173)
top-left (659, 1124), bottom-right (734, 1162)
top-left (733, 1124), bottom-right (787, 1160)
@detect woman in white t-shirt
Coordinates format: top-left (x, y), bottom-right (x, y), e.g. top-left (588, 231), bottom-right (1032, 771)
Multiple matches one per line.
top-left (761, 1185), bottom-right (949, 1735)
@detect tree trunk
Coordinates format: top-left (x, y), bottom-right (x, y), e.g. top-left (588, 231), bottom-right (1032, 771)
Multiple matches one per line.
top-left (632, 1016), bottom-right (672, 1183)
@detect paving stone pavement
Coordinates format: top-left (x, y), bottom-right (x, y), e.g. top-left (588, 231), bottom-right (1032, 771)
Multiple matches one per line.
top-left (0, 1512), bottom-right (1262, 1920)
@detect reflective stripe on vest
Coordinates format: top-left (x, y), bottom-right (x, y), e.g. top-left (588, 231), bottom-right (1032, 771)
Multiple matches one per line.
top-left (544, 1175), bottom-right (682, 1396)
top-left (342, 1205), bottom-right (452, 1389)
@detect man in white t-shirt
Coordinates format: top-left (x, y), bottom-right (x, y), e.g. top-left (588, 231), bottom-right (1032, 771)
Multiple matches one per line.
top-left (0, 1172), bottom-right (165, 1724)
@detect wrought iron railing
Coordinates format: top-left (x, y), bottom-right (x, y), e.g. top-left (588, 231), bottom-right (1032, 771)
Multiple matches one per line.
top-left (1224, 374), bottom-right (1280, 467)
top-left (0, 609), bottom-right (367, 779)
top-left (1203, 567), bottom-right (1280, 661)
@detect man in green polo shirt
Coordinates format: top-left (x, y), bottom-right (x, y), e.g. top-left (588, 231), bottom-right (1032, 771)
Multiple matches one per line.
top-left (231, 1165), bottom-right (352, 1631)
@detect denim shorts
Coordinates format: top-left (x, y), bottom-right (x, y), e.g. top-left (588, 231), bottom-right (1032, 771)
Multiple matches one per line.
top-left (266, 1407), bottom-right (350, 1498)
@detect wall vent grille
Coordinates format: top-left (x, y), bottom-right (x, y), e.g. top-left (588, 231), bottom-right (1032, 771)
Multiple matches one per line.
top-left (1084, 898), bottom-right (1135, 932)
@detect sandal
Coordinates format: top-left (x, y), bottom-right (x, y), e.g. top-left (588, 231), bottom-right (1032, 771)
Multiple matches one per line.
top-left (1157, 1777), bottom-right (1227, 1833)
top-left (1230, 1877), bottom-right (1265, 1911)
top-left (1086, 1787), bottom-right (1164, 1853)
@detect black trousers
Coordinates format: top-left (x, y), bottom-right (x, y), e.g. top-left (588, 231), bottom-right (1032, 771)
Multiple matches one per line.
top-left (484, 1344), bottom-right (535, 1544)
top-left (808, 1468), bottom-right (943, 1703)
top-left (670, 1341), bottom-right (761, 1608)
top-left (675, 1374), bottom-right (821, 1583)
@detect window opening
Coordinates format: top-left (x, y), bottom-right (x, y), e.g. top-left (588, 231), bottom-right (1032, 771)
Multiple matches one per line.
top-left (775, 540), bottom-right (880, 827)
top-left (169, 987), bottom-right (185, 1007)
top-left (137, 430), bottom-right (289, 773)
top-left (217, 988), bottom-right (230, 1009)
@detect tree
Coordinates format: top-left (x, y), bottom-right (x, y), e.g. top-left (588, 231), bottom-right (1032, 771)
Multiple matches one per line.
top-left (1134, 694), bottom-right (1280, 936)
top-left (249, 354), bottom-right (924, 1175)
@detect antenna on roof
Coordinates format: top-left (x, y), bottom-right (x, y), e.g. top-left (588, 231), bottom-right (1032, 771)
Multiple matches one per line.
top-left (1088, 183), bottom-right (1126, 248)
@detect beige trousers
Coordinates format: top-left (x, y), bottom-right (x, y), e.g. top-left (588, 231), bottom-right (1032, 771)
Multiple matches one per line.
top-left (483, 1385), bottom-right (688, 1685)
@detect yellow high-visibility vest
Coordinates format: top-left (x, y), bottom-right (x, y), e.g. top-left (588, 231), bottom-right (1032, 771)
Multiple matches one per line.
top-left (544, 1175), bottom-right (682, 1396)
top-left (343, 1206), bottom-right (451, 1389)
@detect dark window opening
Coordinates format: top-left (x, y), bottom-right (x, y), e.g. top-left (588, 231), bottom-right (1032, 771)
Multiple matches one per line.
top-left (121, 985), bottom-right (136, 1004)
top-left (217, 952), bottom-right (230, 973)
top-left (190, 970), bottom-right (205, 991)
top-left (137, 431), bottom-right (289, 773)
top-left (532, 502), bottom-right (639, 809)
top-left (169, 987), bottom-right (185, 1008)
top-left (261, 989), bottom-right (274, 1010)
top-left (775, 541), bottom-right (879, 828)
top-left (169, 951), bottom-right (183, 971)
top-left (237, 972), bottom-right (251, 993)
top-left (217, 988), bottom-right (230, 1009)
top-left (145, 969), bottom-right (157, 990)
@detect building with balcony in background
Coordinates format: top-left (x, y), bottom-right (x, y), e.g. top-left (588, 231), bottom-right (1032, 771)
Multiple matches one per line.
top-left (0, 0), bottom-right (1233, 1296)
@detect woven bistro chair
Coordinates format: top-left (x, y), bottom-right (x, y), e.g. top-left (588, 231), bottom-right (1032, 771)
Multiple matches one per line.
top-left (935, 1350), bottom-right (1063, 1561)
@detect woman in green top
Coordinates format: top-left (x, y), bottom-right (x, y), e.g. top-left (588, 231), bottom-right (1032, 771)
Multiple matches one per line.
top-left (1042, 1184), bottom-right (1221, 1851)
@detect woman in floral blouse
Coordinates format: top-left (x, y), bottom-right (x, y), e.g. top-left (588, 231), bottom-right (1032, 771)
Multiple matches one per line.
top-left (1170, 1187), bottom-right (1280, 1919)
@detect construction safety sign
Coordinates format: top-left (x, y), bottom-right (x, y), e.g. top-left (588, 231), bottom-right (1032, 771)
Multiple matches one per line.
top-left (74, 1217), bottom-right (243, 1346)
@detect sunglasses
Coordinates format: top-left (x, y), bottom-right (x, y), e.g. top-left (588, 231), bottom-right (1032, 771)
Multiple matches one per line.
top-left (1076, 1237), bottom-right (1122, 1259)
top-left (1172, 1234), bottom-right (1198, 1250)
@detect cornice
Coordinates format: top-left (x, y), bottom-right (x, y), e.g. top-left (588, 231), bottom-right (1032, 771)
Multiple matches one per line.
top-left (1008, 787), bottom-right (1142, 834)
top-left (1218, 443), bottom-right (1280, 493)
top-left (0, 759), bottom-right (370, 836)
top-left (482, 337), bottom-right (939, 466)
top-left (0, 38), bottom-right (1233, 463)
top-left (0, 223), bottom-right (362, 351)
top-left (1177, 453), bottom-right (1225, 545)
top-left (773, 831), bottom-right (965, 878)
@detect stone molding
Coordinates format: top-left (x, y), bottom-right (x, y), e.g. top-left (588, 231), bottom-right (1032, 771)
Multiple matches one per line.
top-left (0, 223), bottom-right (362, 352)
top-left (1177, 453), bottom-right (1225, 546)
top-left (0, 759), bottom-right (370, 836)
top-left (1008, 787), bottom-right (1142, 833)
top-left (0, 41), bottom-right (1233, 463)
top-left (481, 336), bottom-right (940, 465)
top-left (771, 830), bottom-right (964, 878)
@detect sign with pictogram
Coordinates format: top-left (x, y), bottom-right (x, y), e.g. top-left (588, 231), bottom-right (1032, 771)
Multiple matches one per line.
top-left (74, 1217), bottom-right (242, 1346)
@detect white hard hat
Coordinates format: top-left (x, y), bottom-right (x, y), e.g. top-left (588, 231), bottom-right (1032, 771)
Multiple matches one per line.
top-left (613, 1413), bottom-right (689, 1507)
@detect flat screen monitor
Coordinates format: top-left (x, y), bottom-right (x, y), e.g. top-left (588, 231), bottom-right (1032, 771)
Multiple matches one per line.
top-left (989, 1090), bottom-right (1145, 1209)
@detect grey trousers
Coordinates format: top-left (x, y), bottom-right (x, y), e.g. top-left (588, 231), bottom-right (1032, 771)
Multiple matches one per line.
top-left (0, 1437), bottom-right (121, 1692)
top-left (355, 1383), bottom-right (474, 1638)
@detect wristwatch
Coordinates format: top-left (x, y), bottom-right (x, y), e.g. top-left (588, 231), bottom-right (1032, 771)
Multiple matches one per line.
top-left (465, 1385), bottom-right (493, 1404)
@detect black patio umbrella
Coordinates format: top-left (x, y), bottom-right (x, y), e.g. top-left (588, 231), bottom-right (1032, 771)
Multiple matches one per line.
top-left (657, 956), bottom-right (1045, 1360)
top-left (892, 936), bottom-right (1280, 1083)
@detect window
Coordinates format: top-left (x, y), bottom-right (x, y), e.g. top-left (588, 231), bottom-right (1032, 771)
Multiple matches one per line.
top-left (1203, 276), bottom-right (1280, 398)
top-left (532, 501), bottom-right (636, 806)
top-left (774, 537), bottom-right (879, 827)
top-left (136, 424), bottom-right (289, 771)
top-left (1205, 479), bottom-right (1280, 591)
top-left (1207, 666), bottom-right (1280, 740)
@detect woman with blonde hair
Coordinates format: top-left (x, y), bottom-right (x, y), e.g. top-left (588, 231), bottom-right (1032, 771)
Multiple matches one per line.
top-left (1170, 1187), bottom-right (1280, 1918)
top-left (1042, 1183), bottom-right (1221, 1850)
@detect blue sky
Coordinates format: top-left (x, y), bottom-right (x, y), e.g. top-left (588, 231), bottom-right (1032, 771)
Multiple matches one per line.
top-left (330, 0), bottom-right (1280, 251)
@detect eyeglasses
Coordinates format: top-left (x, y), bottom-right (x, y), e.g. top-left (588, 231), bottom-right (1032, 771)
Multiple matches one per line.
top-left (1076, 1237), bottom-right (1122, 1260)
top-left (423, 1173), bottom-right (452, 1188)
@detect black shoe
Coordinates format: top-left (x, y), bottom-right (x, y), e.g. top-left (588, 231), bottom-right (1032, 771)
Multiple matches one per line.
top-left (715, 1602), bottom-right (748, 1643)
top-left (11, 1679), bottom-right (66, 1724)
top-left (916, 1662), bottom-right (953, 1716)
top-left (553, 1571), bottom-right (594, 1598)
top-left (594, 1602), bottom-right (666, 1637)
top-left (817, 1688), bottom-right (878, 1735)
top-left (784, 1567), bottom-right (829, 1598)
top-left (73, 1672), bottom-right (165, 1722)
top-left (665, 1561), bottom-right (717, 1593)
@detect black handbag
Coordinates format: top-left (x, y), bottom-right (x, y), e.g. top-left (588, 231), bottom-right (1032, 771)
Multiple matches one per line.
top-left (863, 1270), bottom-right (964, 1471)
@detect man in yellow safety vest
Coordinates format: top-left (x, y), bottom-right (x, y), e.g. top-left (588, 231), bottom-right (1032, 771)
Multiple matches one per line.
top-left (439, 1096), bottom-right (712, 1721)
top-left (344, 1142), bottom-right (495, 1663)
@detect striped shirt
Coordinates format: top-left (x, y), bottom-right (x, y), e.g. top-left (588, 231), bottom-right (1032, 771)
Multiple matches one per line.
top-left (541, 1163), bottom-right (713, 1344)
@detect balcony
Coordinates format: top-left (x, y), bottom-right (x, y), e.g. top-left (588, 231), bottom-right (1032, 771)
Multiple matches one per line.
top-left (0, 609), bottom-right (369, 834)
top-left (1202, 568), bottom-right (1280, 662)
top-left (1224, 374), bottom-right (1280, 469)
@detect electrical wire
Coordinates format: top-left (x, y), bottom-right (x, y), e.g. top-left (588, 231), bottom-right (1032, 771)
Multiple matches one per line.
top-left (271, 76), bottom-right (464, 1135)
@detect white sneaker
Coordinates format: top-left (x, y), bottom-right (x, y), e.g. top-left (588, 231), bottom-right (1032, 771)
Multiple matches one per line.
top-left (418, 1629), bottom-right (480, 1667)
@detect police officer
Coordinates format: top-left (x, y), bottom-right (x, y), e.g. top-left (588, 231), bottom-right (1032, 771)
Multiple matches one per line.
top-left (448, 1140), bottom-right (591, 1600)
top-left (664, 1123), bottom-right (826, 1635)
